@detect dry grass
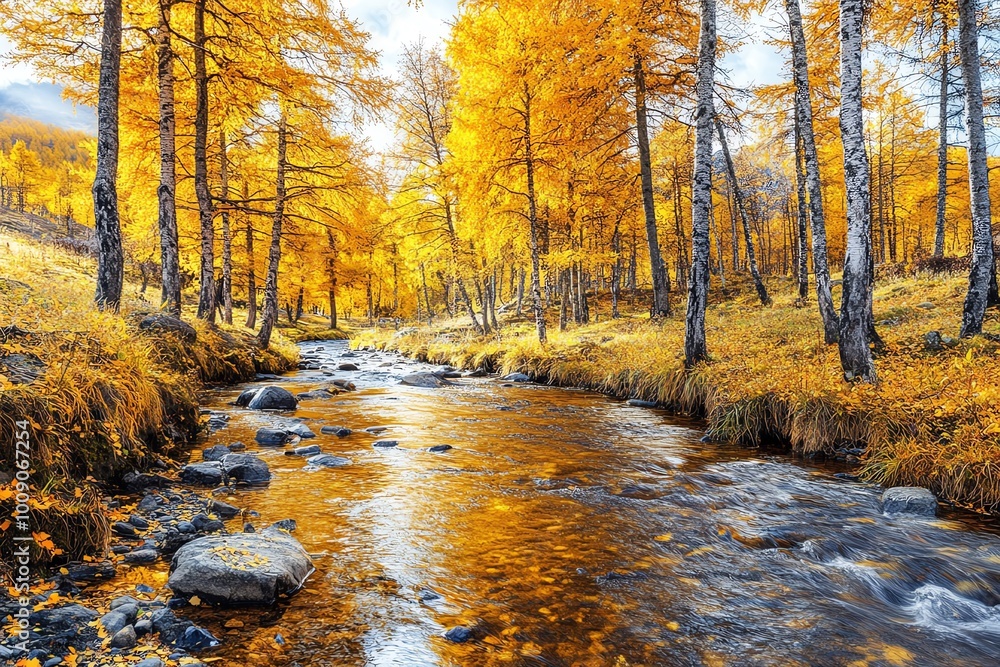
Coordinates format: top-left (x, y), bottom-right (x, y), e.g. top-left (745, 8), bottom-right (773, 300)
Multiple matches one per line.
top-left (0, 231), bottom-right (298, 567)
top-left (356, 272), bottom-right (1000, 514)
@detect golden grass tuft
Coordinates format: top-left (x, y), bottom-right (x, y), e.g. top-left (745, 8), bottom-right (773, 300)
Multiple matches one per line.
top-left (0, 231), bottom-right (298, 566)
top-left (357, 271), bottom-right (1000, 514)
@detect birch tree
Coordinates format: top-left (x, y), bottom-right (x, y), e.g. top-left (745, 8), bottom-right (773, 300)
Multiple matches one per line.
top-left (838, 0), bottom-right (876, 382)
top-left (958, 0), bottom-right (994, 337)
top-left (156, 0), bottom-right (180, 316)
top-left (93, 0), bottom-right (124, 310)
top-left (684, 0), bottom-right (716, 367)
top-left (784, 0), bottom-right (839, 343)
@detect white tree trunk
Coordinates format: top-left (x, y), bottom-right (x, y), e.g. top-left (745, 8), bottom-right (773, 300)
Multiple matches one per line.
top-left (93, 0), bottom-right (124, 310)
top-left (684, 0), bottom-right (716, 367)
top-left (257, 114), bottom-right (287, 349)
top-left (838, 0), bottom-right (876, 382)
top-left (194, 0), bottom-right (215, 322)
top-left (784, 0), bottom-right (839, 343)
top-left (156, 0), bottom-right (180, 316)
top-left (934, 15), bottom-right (949, 258)
top-left (958, 0), bottom-right (994, 337)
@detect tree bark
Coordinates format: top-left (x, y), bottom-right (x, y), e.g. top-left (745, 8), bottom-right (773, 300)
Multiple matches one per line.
top-left (785, 0), bottom-right (839, 343)
top-left (958, 0), bottom-right (995, 336)
top-left (219, 130), bottom-right (233, 324)
top-left (838, 0), bottom-right (876, 382)
top-left (257, 114), bottom-right (287, 349)
top-left (244, 181), bottom-right (257, 329)
top-left (326, 227), bottom-right (338, 329)
top-left (634, 55), bottom-right (671, 317)
top-left (93, 0), bottom-right (124, 311)
top-left (934, 15), bottom-right (949, 258)
top-left (794, 119), bottom-right (810, 300)
top-left (715, 118), bottom-right (770, 305)
top-left (684, 0), bottom-right (716, 367)
top-left (156, 0), bottom-right (180, 316)
top-left (194, 0), bottom-right (215, 322)
top-left (524, 82), bottom-right (547, 343)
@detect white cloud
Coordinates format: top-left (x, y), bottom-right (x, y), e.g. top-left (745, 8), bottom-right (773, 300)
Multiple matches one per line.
top-left (0, 36), bottom-right (36, 88)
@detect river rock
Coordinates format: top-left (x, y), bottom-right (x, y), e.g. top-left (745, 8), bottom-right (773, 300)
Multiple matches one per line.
top-left (428, 445), bottom-right (452, 453)
top-left (444, 626), bottom-right (473, 643)
top-left (202, 444), bottom-right (233, 461)
top-left (373, 440), bottom-right (398, 448)
top-left (626, 399), bottom-right (658, 408)
top-left (337, 363), bottom-right (359, 371)
top-left (297, 389), bottom-right (334, 400)
top-left (222, 453), bottom-right (271, 484)
top-left (207, 499), bottom-right (240, 518)
top-left (133, 659), bottom-right (163, 667)
top-left (180, 462), bottom-right (224, 486)
top-left (255, 427), bottom-right (289, 446)
top-left (401, 373), bottom-right (454, 388)
top-left (124, 549), bottom-right (158, 564)
top-left (330, 379), bottom-right (356, 391)
top-left (287, 423), bottom-right (315, 439)
top-left (114, 521), bottom-right (137, 537)
top-left (288, 444), bottom-right (321, 457)
top-left (110, 624), bottom-right (137, 649)
top-left (246, 386), bottom-right (298, 411)
top-left (321, 426), bottom-right (352, 437)
top-left (364, 426), bottom-right (388, 434)
top-left (502, 373), bottom-right (530, 383)
top-left (100, 610), bottom-right (130, 635)
top-left (33, 604), bottom-right (98, 634)
top-left (433, 366), bottom-right (462, 379)
top-left (465, 368), bottom-right (488, 378)
top-left (138, 314), bottom-right (197, 344)
top-left (924, 331), bottom-right (943, 351)
top-left (917, 301), bottom-right (936, 310)
top-left (167, 526), bottom-right (314, 605)
top-left (881, 486), bottom-right (938, 516)
top-left (306, 454), bottom-right (351, 468)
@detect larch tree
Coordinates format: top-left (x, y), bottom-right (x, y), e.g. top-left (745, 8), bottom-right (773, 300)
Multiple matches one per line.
top-left (838, 0), bottom-right (876, 381)
top-left (93, 0), bottom-right (124, 310)
top-left (958, 0), bottom-right (994, 337)
top-left (684, 0), bottom-right (716, 367)
top-left (783, 0), bottom-right (839, 343)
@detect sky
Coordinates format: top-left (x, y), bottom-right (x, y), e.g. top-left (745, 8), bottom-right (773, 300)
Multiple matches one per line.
top-left (0, 0), bottom-right (788, 148)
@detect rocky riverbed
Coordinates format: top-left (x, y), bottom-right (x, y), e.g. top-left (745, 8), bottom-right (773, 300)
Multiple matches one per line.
top-left (6, 340), bottom-right (1000, 666)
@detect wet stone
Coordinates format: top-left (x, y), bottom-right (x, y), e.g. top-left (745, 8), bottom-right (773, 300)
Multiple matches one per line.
top-left (373, 440), bottom-right (398, 448)
top-left (503, 372), bottom-right (530, 382)
top-left (255, 427), bottom-right (289, 446)
top-left (881, 486), bottom-right (938, 516)
top-left (429, 445), bottom-right (452, 453)
top-left (321, 426), bottom-right (352, 437)
top-left (307, 454), bottom-right (351, 468)
top-left (444, 626), bottom-right (473, 643)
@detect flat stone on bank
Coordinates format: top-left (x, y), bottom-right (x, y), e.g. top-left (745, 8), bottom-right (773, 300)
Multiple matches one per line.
top-left (881, 486), bottom-right (938, 516)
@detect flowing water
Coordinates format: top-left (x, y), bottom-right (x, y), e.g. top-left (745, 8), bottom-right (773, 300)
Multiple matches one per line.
top-left (128, 340), bottom-right (1000, 666)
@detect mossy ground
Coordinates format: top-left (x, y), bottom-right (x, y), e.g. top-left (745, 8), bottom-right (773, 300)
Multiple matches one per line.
top-left (0, 230), bottom-right (298, 570)
top-left (355, 271), bottom-right (1000, 515)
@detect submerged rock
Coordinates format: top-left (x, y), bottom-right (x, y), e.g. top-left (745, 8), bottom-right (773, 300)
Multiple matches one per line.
top-left (373, 440), bottom-right (398, 448)
top-left (401, 373), bottom-right (454, 388)
top-left (502, 372), bottom-right (530, 383)
top-left (321, 425), bottom-right (352, 437)
top-left (306, 454), bottom-right (351, 468)
top-left (167, 526), bottom-right (314, 605)
top-left (202, 444), bottom-right (232, 461)
top-left (297, 389), bottom-right (335, 400)
top-left (626, 399), bottom-right (658, 408)
top-left (428, 445), bottom-right (452, 453)
top-left (881, 486), bottom-right (938, 516)
top-left (287, 444), bottom-right (321, 457)
top-left (444, 626), bottom-right (473, 643)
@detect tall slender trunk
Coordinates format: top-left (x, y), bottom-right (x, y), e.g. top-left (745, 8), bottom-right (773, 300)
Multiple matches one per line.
top-left (516, 267), bottom-right (525, 316)
top-left (444, 199), bottom-right (482, 333)
top-left (420, 262), bottom-right (432, 325)
top-left (958, 0), bottom-right (995, 336)
top-left (611, 216), bottom-right (622, 318)
top-left (218, 130), bottom-right (233, 324)
top-left (684, 0), bottom-right (716, 367)
top-left (194, 0), bottom-right (215, 322)
top-left (838, 0), bottom-right (876, 382)
top-left (257, 114), bottom-right (287, 349)
top-left (524, 82), bottom-right (547, 343)
top-left (794, 120), bottom-right (810, 300)
top-left (934, 16), bottom-right (949, 258)
top-left (156, 0), bottom-right (180, 316)
top-left (634, 55), bottom-right (671, 317)
top-left (715, 119), bottom-right (770, 305)
top-left (243, 180), bottom-right (257, 329)
top-left (785, 0), bottom-right (839, 343)
top-left (93, 0), bottom-right (124, 310)
top-left (326, 228), bottom-right (338, 329)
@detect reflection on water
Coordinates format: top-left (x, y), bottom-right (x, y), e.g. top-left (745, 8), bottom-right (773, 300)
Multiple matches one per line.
top-left (150, 341), bottom-right (1000, 665)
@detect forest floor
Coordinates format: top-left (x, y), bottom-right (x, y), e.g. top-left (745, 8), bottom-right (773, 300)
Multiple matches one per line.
top-left (0, 223), bottom-right (299, 568)
top-left (355, 271), bottom-right (1000, 515)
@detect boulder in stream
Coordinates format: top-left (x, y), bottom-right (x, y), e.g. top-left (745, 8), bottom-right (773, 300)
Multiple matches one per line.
top-left (881, 486), bottom-right (938, 516)
top-left (221, 453), bottom-right (271, 484)
top-left (401, 373), bottom-right (454, 388)
top-left (180, 462), bottom-right (224, 486)
top-left (167, 525), bottom-right (314, 605)
top-left (241, 385), bottom-right (298, 411)
top-left (255, 427), bottom-right (289, 446)
top-left (502, 372), bottom-right (530, 383)
top-left (306, 454), bottom-right (351, 468)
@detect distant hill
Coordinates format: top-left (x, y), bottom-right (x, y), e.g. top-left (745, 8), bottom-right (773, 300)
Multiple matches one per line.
top-left (0, 82), bottom-right (96, 133)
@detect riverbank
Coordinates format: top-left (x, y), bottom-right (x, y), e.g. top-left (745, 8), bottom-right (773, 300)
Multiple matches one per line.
top-left (354, 272), bottom-right (1000, 514)
top-left (0, 231), bottom-right (299, 569)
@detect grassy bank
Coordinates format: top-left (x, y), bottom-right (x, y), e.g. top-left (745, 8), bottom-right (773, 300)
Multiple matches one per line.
top-left (0, 230), bottom-right (298, 568)
top-left (355, 272), bottom-right (1000, 515)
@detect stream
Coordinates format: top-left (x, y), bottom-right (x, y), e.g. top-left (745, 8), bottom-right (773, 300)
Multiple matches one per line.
top-left (120, 340), bottom-right (1000, 666)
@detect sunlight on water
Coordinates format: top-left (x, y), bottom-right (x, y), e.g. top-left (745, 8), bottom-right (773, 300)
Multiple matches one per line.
top-left (120, 340), bottom-right (1000, 666)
